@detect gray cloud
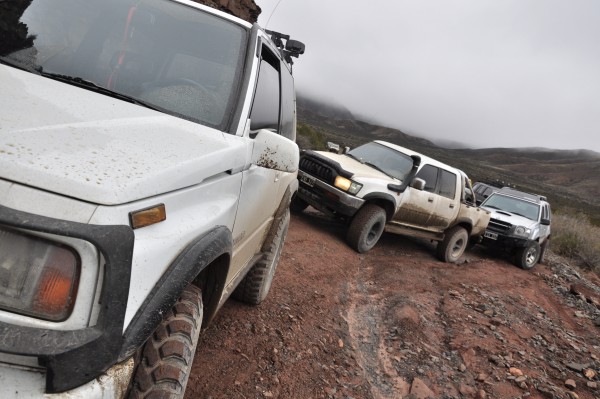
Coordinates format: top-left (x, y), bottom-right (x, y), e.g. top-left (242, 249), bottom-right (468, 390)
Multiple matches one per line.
top-left (257, 0), bottom-right (600, 152)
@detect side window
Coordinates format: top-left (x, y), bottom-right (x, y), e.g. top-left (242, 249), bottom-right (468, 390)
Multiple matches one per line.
top-left (416, 165), bottom-right (438, 193)
top-left (250, 46), bottom-right (281, 132)
top-left (439, 169), bottom-right (457, 199)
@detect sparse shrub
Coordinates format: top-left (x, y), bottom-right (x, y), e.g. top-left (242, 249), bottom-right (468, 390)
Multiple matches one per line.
top-left (297, 123), bottom-right (327, 150)
top-left (552, 212), bottom-right (600, 274)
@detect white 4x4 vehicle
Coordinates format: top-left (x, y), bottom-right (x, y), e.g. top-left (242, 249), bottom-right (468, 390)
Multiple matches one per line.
top-left (0, 0), bottom-right (303, 397)
top-left (479, 188), bottom-right (552, 270)
top-left (292, 141), bottom-right (490, 261)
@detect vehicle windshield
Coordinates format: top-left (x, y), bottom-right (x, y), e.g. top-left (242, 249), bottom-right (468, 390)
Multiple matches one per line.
top-left (482, 194), bottom-right (540, 221)
top-left (0, 0), bottom-right (248, 130)
top-left (347, 142), bottom-right (414, 180)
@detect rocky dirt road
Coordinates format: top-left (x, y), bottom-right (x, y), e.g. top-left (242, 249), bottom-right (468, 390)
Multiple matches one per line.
top-left (185, 210), bottom-right (600, 399)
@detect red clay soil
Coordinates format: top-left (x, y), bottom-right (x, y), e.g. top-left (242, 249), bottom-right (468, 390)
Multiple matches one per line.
top-left (185, 210), bottom-right (600, 399)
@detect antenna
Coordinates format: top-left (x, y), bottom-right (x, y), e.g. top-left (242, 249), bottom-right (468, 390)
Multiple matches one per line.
top-left (265, 0), bottom-right (284, 28)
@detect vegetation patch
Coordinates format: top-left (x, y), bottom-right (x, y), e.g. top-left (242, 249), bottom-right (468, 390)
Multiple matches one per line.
top-left (552, 212), bottom-right (600, 274)
top-left (297, 123), bottom-right (327, 150)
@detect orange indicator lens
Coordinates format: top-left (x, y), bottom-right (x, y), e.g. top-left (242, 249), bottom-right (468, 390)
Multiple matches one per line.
top-left (129, 204), bottom-right (167, 229)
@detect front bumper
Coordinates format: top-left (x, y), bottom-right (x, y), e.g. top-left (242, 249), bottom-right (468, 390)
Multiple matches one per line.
top-left (296, 170), bottom-right (364, 218)
top-left (0, 357), bottom-right (134, 398)
top-left (481, 230), bottom-right (534, 250)
top-left (0, 205), bottom-right (135, 393)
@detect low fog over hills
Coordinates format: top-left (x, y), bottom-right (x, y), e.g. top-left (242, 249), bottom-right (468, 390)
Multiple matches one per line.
top-left (296, 95), bottom-right (600, 221)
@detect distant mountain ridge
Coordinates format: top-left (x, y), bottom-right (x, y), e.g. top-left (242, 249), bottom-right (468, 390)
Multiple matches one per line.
top-left (296, 95), bottom-right (600, 220)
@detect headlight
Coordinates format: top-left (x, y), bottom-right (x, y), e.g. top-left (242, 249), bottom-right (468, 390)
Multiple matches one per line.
top-left (0, 227), bottom-right (80, 321)
top-left (334, 176), bottom-right (363, 195)
top-left (513, 226), bottom-right (531, 238)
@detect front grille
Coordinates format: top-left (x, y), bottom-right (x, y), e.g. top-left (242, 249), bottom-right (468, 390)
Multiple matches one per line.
top-left (300, 156), bottom-right (335, 184)
top-left (487, 218), bottom-right (512, 234)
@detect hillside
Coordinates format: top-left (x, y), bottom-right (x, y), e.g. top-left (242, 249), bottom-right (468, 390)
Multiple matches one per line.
top-left (296, 96), bottom-right (600, 221)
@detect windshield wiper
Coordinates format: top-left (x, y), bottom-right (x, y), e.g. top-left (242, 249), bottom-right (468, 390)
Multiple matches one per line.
top-left (484, 205), bottom-right (501, 210)
top-left (512, 212), bottom-right (533, 220)
top-left (39, 71), bottom-right (161, 111)
top-left (364, 161), bottom-right (394, 178)
top-left (345, 153), bottom-right (362, 162)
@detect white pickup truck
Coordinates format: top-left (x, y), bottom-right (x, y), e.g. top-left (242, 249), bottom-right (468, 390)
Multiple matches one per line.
top-left (0, 0), bottom-right (304, 397)
top-left (292, 141), bottom-right (490, 261)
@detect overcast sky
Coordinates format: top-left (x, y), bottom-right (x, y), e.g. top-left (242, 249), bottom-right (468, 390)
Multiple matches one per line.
top-left (256, 0), bottom-right (600, 152)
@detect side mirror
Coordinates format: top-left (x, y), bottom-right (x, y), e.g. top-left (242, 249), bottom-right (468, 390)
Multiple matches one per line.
top-left (286, 39), bottom-right (305, 56)
top-left (251, 129), bottom-right (299, 173)
top-left (540, 218), bottom-right (551, 226)
top-left (410, 178), bottom-right (426, 191)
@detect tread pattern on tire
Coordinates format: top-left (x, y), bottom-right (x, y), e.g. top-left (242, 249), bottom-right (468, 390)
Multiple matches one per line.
top-left (290, 195), bottom-right (308, 214)
top-left (233, 210), bottom-right (290, 305)
top-left (538, 239), bottom-right (549, 264)
top-left (346, 204), bottom-right (387, 253)
top-left (129, 285), bottom-right (203, 399)
top-left (515, 241), bottom-right (540, 270)
top-left (436, 226), bottom-right (468, 263)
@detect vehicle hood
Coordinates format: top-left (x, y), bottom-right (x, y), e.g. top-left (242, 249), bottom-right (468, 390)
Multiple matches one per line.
top-left (482, 207), bottom-right (538, 229)
top-left (0, 66), bottom-right (246, 205)
top-left (314, 151), bottom-right (397, 182)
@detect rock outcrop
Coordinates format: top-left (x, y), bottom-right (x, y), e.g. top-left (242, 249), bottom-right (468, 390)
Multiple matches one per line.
top-left (193, 0), bottom-right (261, 23)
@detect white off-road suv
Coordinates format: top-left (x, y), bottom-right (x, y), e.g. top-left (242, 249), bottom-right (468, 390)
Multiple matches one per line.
top-left (292, 141), bottom-right (490, 262)
top-left (0, 0), bottom-right (304, 397)
top-left (479, 188), bottom-right (552, 270)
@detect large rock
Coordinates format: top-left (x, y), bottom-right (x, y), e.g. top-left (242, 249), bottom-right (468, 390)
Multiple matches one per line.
top-left (192, 0), bottom-right (261, 23)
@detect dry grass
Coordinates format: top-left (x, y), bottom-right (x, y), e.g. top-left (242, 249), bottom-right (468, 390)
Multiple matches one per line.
top-left (552, 212), bottom-right (600, 274)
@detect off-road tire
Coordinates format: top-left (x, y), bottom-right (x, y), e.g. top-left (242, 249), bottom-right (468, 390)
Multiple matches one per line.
top-left (290, 195), bottom-right (309, 214)
top-left (128, 284), bottom-right (203, 399)
top-left (538, 239), bottom-right (549, 264)
top-left (233, 209), bottom-right (290, 305)
top-left (346, 204), bottom-right (386, 253)
top-left (515, 241), bottom-right (540, 270)
top-left (436, 226), bottom-right (469, 263)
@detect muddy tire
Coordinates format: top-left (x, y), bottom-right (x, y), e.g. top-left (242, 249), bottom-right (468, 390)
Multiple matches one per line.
top-left (129, 284), bottom-right (203, 399)
top-left (290, 195), bottom-right (309, 214)
top-left (233, 210), bottom-right (290, 305)
top-left (538, 239), bottom-right (549, 264)
top-left (436, 226), bottom-right (468, 263)
top-left (346, 204), bottom-right (386, 253)
top-left (515, 241), bottom-right (540, 270)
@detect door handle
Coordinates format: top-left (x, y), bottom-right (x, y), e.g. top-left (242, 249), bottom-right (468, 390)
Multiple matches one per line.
top-left (428, 197), bottom-right (434, 202)
top-left (449, 204), bottom-right (455, 209)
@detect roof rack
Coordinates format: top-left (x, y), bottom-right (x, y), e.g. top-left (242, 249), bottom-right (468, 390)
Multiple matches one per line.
top-left (265, 29), bottom-right (305, 66)
top-left (499, 187), bottom-right (547, 203)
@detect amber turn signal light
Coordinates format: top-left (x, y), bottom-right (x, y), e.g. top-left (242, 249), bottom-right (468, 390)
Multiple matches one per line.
top-left (129, 204), bottom-right (166, 229)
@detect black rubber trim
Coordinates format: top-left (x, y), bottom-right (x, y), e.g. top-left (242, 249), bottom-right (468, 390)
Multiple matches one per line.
top-left (362, 192), bottom-right (396, 205)
top-left (387, 155), bottom-right (421, 193)
top-left (0, 205), bottom-right (134, 393)
top-left (119, 226), bottom-right (232, 359)
top-left (301, 150), bottom-right (354, 179)
top-left (228, 24), bottom-right (260, 135)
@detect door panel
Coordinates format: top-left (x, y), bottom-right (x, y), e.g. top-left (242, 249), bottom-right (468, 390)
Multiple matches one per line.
top-left (428, 169), bottom-right (459, 230)
top-left (393, 187), bottom-right (435, 227)
top-left (229, 165), bottom-right (279, 282)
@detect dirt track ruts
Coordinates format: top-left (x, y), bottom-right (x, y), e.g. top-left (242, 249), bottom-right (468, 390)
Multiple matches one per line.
top-left (185, 210), bottom-right (600, 399)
